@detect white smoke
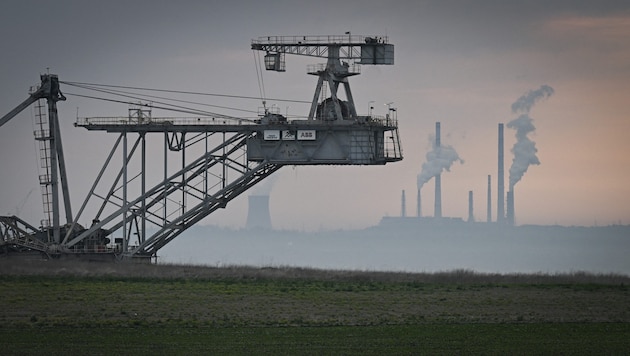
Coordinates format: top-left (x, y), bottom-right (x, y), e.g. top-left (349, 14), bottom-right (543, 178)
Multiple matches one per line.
top-left (417, 135), bottom-right (463, 190)
top-left (511, 85), bottom-right (554, 114)
top-left (508, 85), bottom-right (554, 189)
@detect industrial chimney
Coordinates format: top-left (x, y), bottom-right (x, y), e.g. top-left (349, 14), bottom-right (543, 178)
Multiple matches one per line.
top-left (468, 190), bottom-right (474, 223)
top-left (497, 123), bottom-right (505, 223)
top-left (245, 194), bottom-right (273, 230)
top-left (434, 122), bottom-right (442, 218)
top-left (401, 190), bottom-right (406, 217)
top-left (416, 189), bottom-right (422, 217)
top-left (506, 190), bottom-right (515, 226)
top-left (486, 175), bottom-right (492, 223)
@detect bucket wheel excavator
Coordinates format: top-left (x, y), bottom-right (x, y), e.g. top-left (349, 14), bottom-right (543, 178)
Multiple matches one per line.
top-left (0, 34), bottom-right (402, 262)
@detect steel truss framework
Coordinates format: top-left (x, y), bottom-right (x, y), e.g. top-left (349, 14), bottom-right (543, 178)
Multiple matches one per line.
top-left (251, 34), bottom-right (391, 61)
top-left (60, 124), bottom-right (280, 260)
top-left (69, 109), bottom-right (401, 260)
top-left (0, 216), bottom-right (48, 254)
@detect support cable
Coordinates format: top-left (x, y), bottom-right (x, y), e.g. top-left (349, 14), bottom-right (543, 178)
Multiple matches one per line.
top-left (252, 50), bottom-right (267, 106)
top-left (65, 82), bottom-right (260, 116)
top-left (63, 86), bottom-right (246, 121)
top-left (60, 81), bottom-right (309, 104)
top-left (64, 92), bottom-right (253, 121)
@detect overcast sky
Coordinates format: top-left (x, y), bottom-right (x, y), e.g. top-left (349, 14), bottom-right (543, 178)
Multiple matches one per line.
top-left (1, 0), bottom-right (629, 231)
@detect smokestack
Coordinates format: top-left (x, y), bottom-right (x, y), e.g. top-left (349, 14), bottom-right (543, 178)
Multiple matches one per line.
top-left (468, 190), bottom-right (474, 223)
top-left (401, 190), bottom-right (406, 217)
top-left (435, 121), bottom-right (441, 147)
top-left (246, 195), bottom-right (272, 230)
top-left (434, 122), bottom-right (442, 218)
top-left (506, 190), bottom-right (515, 226)
top-left (417, 122), bottom-right (462, 212)
top-left (487, 175), bottom-right (492, 223)
top-left (497, 123), bottom-right (505, 223)
top-left (416, 189), bottom-right (421, 217)
top-left (434, 176), bottom-right (442, 218)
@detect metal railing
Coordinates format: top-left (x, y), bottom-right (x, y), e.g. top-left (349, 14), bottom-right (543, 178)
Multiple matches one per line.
top-left (253, 34), bottom-right (389, 46)
top-left (76, 117), bottom-right (257, 127)
top-left (76, 115), bottom-right (397, 128)
top-left (307, 63), bottom-right (361, 75)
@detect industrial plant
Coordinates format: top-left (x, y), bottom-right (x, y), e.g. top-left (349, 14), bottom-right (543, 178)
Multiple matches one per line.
top-left (399, 120), bottom-right (514, 226)
top-left (379, 85), bottom-right (555, 228)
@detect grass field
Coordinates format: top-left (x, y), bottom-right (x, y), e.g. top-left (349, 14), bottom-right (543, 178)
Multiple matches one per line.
top-left (2, 323), bottom-right (629, 355)
top-left (0, 260), bottom-right (629, 354)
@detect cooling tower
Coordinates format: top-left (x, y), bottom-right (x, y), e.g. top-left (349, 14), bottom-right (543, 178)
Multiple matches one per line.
top-left (245, 194), bottom-right (272, 230)
top-left (434, 122), bottom-right (442, 218)
top-left (497, 123), bottom-right (505, 223)
top-left (468, 190), bottom-right (474, 223)
top-left (487, 175), bottom-right (492, 223)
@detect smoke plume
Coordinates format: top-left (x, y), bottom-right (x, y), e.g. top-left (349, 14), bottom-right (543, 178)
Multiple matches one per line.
top-left (508, 85), bottom-right (554, 189)
top-left (511, 85), bottom-right (554, 114)
top-left (417, 136), bottom-right (463, 190)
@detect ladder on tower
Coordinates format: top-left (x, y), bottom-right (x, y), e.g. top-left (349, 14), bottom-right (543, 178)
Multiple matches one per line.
top-left (32, 98), bottom-right (53, 235)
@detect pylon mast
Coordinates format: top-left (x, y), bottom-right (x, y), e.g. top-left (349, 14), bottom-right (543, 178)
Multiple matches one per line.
top-left (252, 34), bottom-right (394, 122)
top-left (0, 74), bottom-right (73, 254)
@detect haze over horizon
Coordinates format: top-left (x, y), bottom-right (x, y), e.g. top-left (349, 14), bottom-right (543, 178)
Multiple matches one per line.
top-left (2, 1), bottom-right (630, 233)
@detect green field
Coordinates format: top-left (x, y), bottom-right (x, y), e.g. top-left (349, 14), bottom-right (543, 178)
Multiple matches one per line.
top-left (2, 323), bottom-right (629, 355)
top-left (0, 260), bottom-right (629, 354)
